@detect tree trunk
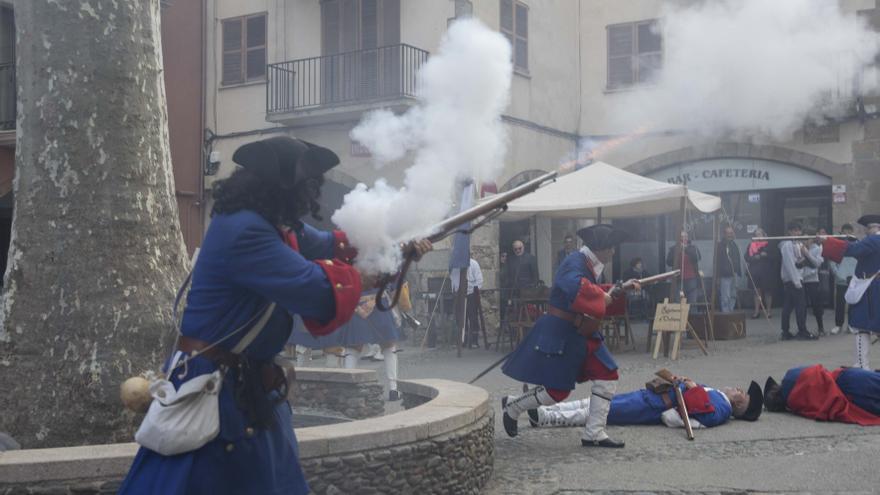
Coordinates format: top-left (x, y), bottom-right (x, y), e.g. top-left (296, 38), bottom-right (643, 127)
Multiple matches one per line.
top-left (0, 0), bottom-right (188, 448)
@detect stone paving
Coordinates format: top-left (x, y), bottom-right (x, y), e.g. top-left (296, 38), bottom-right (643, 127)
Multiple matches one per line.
top-left (347, 310), bottom-right (880, 494)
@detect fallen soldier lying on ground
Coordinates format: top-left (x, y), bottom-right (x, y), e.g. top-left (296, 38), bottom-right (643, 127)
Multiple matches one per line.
top-left (528, 374), bottom-right (763, 429)
top-left (763, 364), bottom-right (880, 425)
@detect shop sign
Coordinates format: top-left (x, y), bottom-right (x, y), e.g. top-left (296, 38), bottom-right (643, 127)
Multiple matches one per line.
top-left (833, 192), bottom-right (847, 203)
top-left (647, 158), bottom-right (831, 193)
top-left (832, 184), bottom-right (846, 193)
top-left (748, 193), bottom-right (760, 203)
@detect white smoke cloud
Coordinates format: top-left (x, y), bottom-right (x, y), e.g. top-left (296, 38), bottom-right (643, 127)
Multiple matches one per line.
top-left (612, 0), bottom-right (880, 139)
top-left (332, 19), bottom-right (512, 274)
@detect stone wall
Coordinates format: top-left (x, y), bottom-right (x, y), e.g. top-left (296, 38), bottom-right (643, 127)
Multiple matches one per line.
top-left (0, 379), bottom-right (493, 495)
top-left (290, 367), bottom-right (385, 420)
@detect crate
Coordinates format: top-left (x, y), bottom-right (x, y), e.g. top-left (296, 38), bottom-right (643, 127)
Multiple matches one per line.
top-left (690, 311), bottom-right (747, 340)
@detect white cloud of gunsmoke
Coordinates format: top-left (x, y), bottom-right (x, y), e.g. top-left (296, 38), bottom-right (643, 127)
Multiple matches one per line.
top-left (332, 18), bottom-right (512, 274)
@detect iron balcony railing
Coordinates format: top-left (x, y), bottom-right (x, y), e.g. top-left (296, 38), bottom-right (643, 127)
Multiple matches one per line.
top-left (267, 43), bottom-right (429, 114)
top-left (0, 63), bottom-right (13, 130)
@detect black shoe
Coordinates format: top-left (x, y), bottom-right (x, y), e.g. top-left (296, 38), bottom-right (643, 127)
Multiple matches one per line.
top-left (388, 390), bottom-right (400, 401)
top-left (501, 397), bottom-right (518, 437)
top-left (581, 438), bottom-right (625, 448)
top-left (818, 328), bottom-right (826, 336)
top-left (528, 409), bottom-right (539, 427)
top-left (780, 331), bottom-right (794, 341)
top-left (795, 332), bottom-right (818, 341)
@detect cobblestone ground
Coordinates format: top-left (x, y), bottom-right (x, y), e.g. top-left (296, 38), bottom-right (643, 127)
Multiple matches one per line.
top-left (328, 310), bottom-right (880, 494)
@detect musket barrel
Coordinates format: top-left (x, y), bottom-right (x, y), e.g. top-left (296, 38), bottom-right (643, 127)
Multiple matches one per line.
top-left (751, 235), bottom-right (855, 241)
top-left (637, 270), bottom-right (680, 285)
top-left (427, 171), bottom-right (558, 242)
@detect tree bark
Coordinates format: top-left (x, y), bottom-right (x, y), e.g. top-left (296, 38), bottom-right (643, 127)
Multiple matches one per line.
top-left (0, 0), bottom-right (188, 447)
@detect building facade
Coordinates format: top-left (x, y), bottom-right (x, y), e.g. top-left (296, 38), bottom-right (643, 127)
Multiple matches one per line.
top-left (204, 0), bottom-right (880, 318)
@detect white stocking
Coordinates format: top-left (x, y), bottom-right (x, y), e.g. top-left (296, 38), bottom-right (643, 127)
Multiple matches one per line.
top-left (537, 399), bottom-right (590, 427)
top-left (295, 345), bottom-right (308, 368)
top-left (582, 380), bottom-right (616, 442)
top-left (343, 348), bottom-right (361, 369)
top-left (384, 345), bottom-right (399, 391)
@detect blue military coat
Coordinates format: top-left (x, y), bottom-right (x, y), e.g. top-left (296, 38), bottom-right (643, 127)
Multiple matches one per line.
top-left (824, 235), bottom-right (880, 332)
top-left (608, 384), bottom-right (732, 428)
top-left (502, 250), bottom-right (617, 390)
top-left (119, 211), bottom-right (359, 495)
top-left (782, 365), bottom-right (880, 417)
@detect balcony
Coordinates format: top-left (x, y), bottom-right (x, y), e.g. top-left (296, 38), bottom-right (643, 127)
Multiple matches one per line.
top-left (266, 44), bottom-right (428, 126)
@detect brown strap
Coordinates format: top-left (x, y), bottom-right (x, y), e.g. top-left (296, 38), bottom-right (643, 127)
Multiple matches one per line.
top-left (660, 391), bottom-right (674, 410)
top-left (178, 336), bottom-right (239, 368)
top-left (546, 306), bottom-right (601, 336)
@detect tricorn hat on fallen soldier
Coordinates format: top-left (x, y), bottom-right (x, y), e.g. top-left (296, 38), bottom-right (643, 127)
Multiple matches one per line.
top-left (232, 136), bottom-right (339, 188)
top-left (737, 380), bottom-right (764, 421)
top-left (857, 214), bottom-right (880, 227)
top-left (763, 376), bottom-right (786, 413)
top-left (577, 224), bottom-right (628, 251)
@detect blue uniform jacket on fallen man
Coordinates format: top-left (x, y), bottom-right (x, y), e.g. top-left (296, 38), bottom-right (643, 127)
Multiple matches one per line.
top-left (531, 379), bottom-right (763, 429)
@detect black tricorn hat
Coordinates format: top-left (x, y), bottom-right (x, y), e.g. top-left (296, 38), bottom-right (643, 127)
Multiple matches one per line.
top-left (857, 214), bottom-right (880, 227)
top-left (737, 380), bottom-right (764, 421)
top-left (576, 224), bottom-right (628, 251)
top-left (232, 136), bottom-right (339, 188)
top-left (763, 376), bottom-right (786, 412)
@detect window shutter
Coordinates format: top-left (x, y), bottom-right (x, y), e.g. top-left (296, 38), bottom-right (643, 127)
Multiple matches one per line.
top-left (246, 15), bottom-right (267, 80)
top-left (514, 3), bottom-right (528, 70)
top-left (322, 0), bottom-right (340, 55)
top-left (500, 0), bottom-right (513, 32)
top-left (607, 24), bottom-right (634, 88)
top-left (381, 0), bottom-right (400, 46)
top-left (222, 18), bottom-right (243, 85)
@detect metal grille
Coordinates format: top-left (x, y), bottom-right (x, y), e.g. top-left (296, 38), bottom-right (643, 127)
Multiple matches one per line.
top-left (267, 44), bottom-right (428, 114)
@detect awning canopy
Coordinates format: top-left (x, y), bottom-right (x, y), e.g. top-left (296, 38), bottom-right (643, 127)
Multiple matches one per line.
top-left (497, 162), bottom-right (721, 220)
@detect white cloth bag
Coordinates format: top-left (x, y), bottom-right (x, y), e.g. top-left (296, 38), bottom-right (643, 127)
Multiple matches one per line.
top-left (135, 369), bottom-right (223, 456)
top-left (845, 273), bottom-right (878, 305)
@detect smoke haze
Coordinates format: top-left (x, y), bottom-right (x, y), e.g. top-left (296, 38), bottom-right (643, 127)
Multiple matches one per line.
top-left (332, 19), bottom-right (512, 274)
top-left (612, 0), bottom-right (879, 139)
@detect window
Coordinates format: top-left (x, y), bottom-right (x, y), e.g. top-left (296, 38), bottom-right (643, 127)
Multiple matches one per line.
top-left (500, 0), bottom-right (528, 73)
top-left (607, 20), bottom-right (661, 89)
top-left (221, 14), bottom-right (267, 86)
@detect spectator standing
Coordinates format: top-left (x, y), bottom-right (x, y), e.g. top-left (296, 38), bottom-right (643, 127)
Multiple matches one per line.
top-left (829, 224), bottom-right (857, 335)
top-left (507, 239), bottom-right (539, 293)
top-left (666, 231), bottom-right (702, 306)
top-left (745, 227), bottom-right (774, 318)
top-left (623, 258), bottom-right (651, 319)
top-left (716, 225), bottom-right (742, 313)
top-left (779, 222), bottom-right (816, 341)
top-left (557, 234), bottom-right (577, 268)
top-left (801, 229), bottom-right (826, 335)
top-left (499, 250), bottom-right (510, 327)
top-left (451, 258), bottom-right (485, 348)
top-left (817, 228), bottom-right (833, 311)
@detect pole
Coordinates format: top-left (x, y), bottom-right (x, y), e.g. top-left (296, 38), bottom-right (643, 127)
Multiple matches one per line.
top-left (454, 263), bottom-right (468, 358)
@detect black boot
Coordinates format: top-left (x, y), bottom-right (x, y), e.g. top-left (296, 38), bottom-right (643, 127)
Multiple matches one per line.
top-left (501, 397), bottom-right (518, 437)
top-left (581, 438), bottom-right (625, 448)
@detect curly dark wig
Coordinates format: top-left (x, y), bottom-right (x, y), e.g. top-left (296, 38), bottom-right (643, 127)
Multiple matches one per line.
top-left (211, 167), bottom-right (324, 225)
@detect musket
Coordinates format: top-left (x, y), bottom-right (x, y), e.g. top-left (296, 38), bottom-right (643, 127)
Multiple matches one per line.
top-left (466, 270), bottom-right (682, 384)
top-left (751, 235), bottom-right (856, 242)
top-left (375, 171), bottom-right (558, 311)
top-left (608, 269), bottom-right (680, 298)
top-left (655, 368), bottom-right (694, 441)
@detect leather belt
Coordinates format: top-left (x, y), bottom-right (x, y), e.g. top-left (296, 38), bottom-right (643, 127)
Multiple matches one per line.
top-left (177, 336), bottom-right (288, 393)
top-left (546, 306), bottom-right (601, 336)
top-left (660, 392), bottom-right (674, 410)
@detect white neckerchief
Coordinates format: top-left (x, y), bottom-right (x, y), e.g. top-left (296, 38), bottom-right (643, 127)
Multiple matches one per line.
top-left (580, 246), bottom-right (604, 280)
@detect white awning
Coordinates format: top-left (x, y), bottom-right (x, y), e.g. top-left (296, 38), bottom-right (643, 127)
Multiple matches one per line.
top-left (497, 161), bottom-right (721, 220)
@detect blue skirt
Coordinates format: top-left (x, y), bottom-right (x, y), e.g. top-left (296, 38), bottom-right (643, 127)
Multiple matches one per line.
top-left (118, 355), bottom-right (309, 495)
top-left (338, 309), bottom-right (403, 347)
top-left (287, 315), bottom-right (343, 349)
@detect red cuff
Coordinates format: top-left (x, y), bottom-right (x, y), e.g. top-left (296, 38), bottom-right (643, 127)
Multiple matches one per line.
top-left (682, 386), bottom-right (715, 415)
top-left (570, 279), bottom-right (607, 319)
top-left (332, 230), bottom-right (358, 265)
top-left (302, 259), bottom-right (362, 336)
top-left (822, 237), bottom-right (848, 264)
